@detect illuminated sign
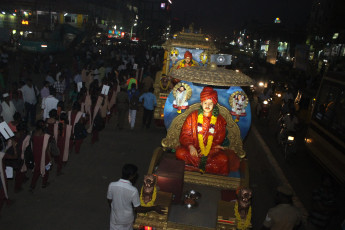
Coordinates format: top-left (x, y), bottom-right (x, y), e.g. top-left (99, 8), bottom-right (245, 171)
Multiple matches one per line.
top-left (161, 3), bottom-right (166, 9)
top-left (21, 20), bottom-right (29, 25)
top-left (274, 17), bottom-right (281, 23)
top-left (41, 44), bottom-right (48, 48)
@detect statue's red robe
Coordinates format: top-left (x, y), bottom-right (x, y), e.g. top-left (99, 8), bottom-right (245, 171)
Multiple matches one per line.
top-left (176, 110), bottom-right (231, 175)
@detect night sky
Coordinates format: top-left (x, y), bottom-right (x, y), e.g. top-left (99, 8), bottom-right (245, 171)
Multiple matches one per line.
top-left (171, 0), bottom-right (314, 36)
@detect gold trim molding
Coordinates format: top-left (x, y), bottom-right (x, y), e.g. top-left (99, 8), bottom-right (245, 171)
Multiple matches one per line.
top-left (184, 171), bottom-right (241, 190)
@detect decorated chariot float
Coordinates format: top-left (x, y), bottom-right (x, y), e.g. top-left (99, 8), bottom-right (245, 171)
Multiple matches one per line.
top-left (134, 62), bottom-right (255, 230)
top-left (153, 25), bottom-right (218, 125)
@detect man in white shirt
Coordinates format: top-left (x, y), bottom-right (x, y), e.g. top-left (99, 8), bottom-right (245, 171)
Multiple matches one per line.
top-left (41, 88), bottom-right (59, 120)
top-left (1, 93), bottom-right (16, 123)
top-left (107, 164), bottom-right (141, 230)
top-left (45, 72), bottom-right (55, 85)
top-left (20, 79), bottom-right (39, 126)
top-left (262, 185), bottom-right (302, 230)
top-left (107, 164), bottom-right (163, 230)
top-left (73, 71), bottom-right (82, 84)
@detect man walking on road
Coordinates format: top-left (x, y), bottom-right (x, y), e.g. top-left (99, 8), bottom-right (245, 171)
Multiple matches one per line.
top-left (139, 87), bottom-right (156, 129)
top-left (116, 85), bottom-right (129, 130)
top-left (107, 164), bottom-right (140, 230)
top-left (20, 79), bottom-right (39, 126)
top-left (262, 184), bottom-right (302, 230)
top-left (128, 84), bottom-right (140, 130)
top-left (107, 164), bottom-right (163, 230)
top-left (41, 88), bottom-right (59, 120)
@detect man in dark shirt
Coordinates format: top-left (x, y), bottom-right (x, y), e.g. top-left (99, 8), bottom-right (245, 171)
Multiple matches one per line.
top-left (116, 85), bottom-right (129, 130)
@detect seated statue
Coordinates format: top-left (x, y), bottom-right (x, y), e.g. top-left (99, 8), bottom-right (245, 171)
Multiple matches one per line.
top-left (177, 51), bottom-right (197, 69)
top-left (176, 86), bottom-right (240, 175)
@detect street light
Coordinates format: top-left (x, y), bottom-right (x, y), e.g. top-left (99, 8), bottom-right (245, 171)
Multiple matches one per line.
top-left (130, 23), bottom-right (137, 38)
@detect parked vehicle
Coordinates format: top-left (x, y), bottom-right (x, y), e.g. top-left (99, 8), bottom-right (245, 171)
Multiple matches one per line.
top-left (305, 72), bottom-right (345, 184)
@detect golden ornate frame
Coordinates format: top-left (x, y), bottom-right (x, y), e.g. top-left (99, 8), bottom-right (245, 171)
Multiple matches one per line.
top-left (199, 51), bottom-right (208, 65)
top-left (229, 91), bottom-right (249, 110)
top-left (172, 82), bottom-right (192, 102)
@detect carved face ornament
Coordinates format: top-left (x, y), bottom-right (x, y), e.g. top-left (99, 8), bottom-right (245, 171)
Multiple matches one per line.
top-left (238, 188), bottom-right (252, 209)
top-left (143, 174), bottom-right (155, 188)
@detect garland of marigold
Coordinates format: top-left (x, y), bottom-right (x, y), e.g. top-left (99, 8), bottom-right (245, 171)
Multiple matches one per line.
top-left (197, 105), bottom-right (219, 172)
top-left (140, 186), bottom-right (157, 207)
top-left (159, 79), bottom-right (170, 91)
top-left (234, 201), bottom-right (252, 230)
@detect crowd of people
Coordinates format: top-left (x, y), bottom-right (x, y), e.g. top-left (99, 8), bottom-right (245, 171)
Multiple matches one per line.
top-left (0, 40), bottom-right (163, 216)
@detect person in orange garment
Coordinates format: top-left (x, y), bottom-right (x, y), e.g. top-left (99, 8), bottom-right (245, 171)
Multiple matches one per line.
top-left (176, 86), bottom-right (239, 175)
top-left (177, 51), bottom-right (197, 69)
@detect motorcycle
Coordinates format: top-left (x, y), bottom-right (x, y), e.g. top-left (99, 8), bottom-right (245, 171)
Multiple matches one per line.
top-left (257, 97), bottom-right (272, 119)
top-left (249, 85), bottom-right (256, 101)
top-left (277, 115), bottom-right (296, 158)
top-left (273, 81), bottom-right (285, 101)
